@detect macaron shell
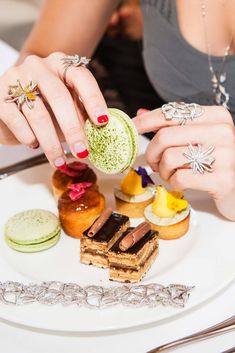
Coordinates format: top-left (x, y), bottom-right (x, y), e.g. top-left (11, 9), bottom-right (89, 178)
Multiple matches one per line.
top-left (5, 232), bottom-right (61, 253)
top-left (4, 209), bottom-right (60, 245)
top-left (111, 109), bottom-right (139, 171)
top-left (85, 108), bottom-right (139, 174)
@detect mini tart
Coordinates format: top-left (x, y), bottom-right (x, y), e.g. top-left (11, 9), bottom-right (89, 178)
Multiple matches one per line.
top-left (144, 204), bottom-right (190, 240)
top-left (58, 188), bottom-right (105, 238)
top-left (51, 165), bottom-right (97, 199)
top-left (114, 187), bottom-right (155, 218)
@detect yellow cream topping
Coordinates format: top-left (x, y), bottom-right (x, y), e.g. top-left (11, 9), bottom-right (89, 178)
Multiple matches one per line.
top-left (152, 185), bottom-right (188, 218)
top-left (120, 168), bottom-right (146, 196)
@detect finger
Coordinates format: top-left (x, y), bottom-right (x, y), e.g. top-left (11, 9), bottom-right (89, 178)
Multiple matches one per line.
top-left (168, 169), bottom-right (216, 193)
top-left (158, 146), bottom-right (190, 181)
top-left (146, 124), bottom-right (234, 170)
top-left (21, 96), bottom-right (66, 168)
top-left (133, 105), bottom-right (233, 134)
top-left (47, 52), bottom-right (109, 125)
top-left (22, 54), bottom-right (89, 158)
top-left (35, 72), bottom-right (89, 159)
top-left (0, 101), bottom-right (38, 148)
top-left (136, 108), bottom-right (150, 115)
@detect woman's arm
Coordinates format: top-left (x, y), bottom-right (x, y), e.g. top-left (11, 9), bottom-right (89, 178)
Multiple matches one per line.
top-left (18, 0), bottom-right (121, 62)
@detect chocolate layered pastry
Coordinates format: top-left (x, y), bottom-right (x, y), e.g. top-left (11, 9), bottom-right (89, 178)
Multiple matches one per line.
top-left (80, 208), bottom-right (130, 268)
top-left (108, 222), bottom-right (159, 283)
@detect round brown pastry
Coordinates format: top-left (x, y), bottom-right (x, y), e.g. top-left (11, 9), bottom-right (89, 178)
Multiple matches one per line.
top-left (58, 183), bottom-right (105, 238)
top-left (51, 161), bottom-right (97, 199)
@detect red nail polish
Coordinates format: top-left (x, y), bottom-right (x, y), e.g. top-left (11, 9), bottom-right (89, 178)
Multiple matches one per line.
top-left (56, 162), bottom-right (67, 170)
top-left (97, 115), bottom-right (109, 123)
top-left (76, 149), bottom-right (89, 158)
top-left (139, 108), bottom-right (150, 113)
top-left (32, 143), bottom-right (40, 149)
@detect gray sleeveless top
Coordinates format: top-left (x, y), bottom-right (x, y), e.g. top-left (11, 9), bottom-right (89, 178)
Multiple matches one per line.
top-left (140, 0), bottom-right (235, 122)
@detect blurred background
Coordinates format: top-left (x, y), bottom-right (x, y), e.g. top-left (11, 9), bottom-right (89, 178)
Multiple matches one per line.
top-left (0, 0), bottom-right (42, 49)
top-left (0, 0), bottom-right (163, 133)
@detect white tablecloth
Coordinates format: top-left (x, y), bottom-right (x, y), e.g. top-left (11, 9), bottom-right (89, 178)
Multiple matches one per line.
top-left (0, 40), bottom-right (234, 353)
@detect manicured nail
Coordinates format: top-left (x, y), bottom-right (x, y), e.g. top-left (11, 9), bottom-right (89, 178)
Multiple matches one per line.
top-left (97, 115), bottom-right (109, 123)
top-left (54, 157), bottom-right (66, 169)
top-left (74, 142), bottom-right (89, 159)
top-left (138, 108), bottom-right (150, 113)
top-left (94, 107), bottom-right (109, 124)
top-left (29, 142), bottom-right (40, 149)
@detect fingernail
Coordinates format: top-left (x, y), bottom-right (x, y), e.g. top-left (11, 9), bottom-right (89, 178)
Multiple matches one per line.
top-left (138, 108), bottom-right (150, 113)
top-left (74, 142), bottom-right (89, 159)
top-left (97, 115), bottom-right (109, 123)
top-left (54, 157), bottom-right (66, 169)
top-left (94, 107), bottom-right (109, 124)
top-left (29, 142), bottom-right (40, 149)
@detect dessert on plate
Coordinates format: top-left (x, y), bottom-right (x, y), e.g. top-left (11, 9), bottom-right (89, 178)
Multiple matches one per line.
top-left (114, 166), bottom-right (155, 218)
top-left (4, 209), bottom-right (61, 252)
top-left (51, 161), bottom-right (97, 199)
top-left (108, 221), bottom-right (159, 283)
top-left (58, 182), bottom-right (105, 238)
top-left (80, 208), bottom-right (130, 268)
top-left (85, 108), bottom-right (139, 174)
top-left (144, 185), bottom-right (190, 240)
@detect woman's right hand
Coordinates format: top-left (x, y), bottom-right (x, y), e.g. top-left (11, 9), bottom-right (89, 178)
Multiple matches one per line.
top-left (0, 52), bottom-right (109, 168)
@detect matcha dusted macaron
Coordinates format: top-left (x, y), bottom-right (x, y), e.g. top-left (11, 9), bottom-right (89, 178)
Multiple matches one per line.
top-left (4, 209), bottom-right (61, 253)
top-left (85, 108), bottom-right (139, 174)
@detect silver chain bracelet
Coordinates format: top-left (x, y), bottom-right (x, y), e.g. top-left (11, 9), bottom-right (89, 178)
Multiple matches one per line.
top-left (0, 281), bottom-right (194, 309)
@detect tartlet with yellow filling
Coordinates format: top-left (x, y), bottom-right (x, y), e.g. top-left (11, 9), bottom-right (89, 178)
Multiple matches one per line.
top-left (144, 185), bottom-right (190, 240)
top-left (114, 167), bottom-right (155, 218)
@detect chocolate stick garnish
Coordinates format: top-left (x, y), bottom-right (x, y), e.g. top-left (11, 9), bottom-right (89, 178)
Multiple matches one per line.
top-left (119, 221), bottom-right (151, 251)
top-left (88, 208), bottom-right (113, 237)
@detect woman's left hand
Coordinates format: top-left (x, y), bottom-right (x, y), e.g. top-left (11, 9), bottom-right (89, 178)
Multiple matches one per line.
top-left (133, 105), bottom-right (235, 221)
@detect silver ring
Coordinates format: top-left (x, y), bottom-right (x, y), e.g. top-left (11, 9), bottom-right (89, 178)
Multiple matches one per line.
top-left (183, 144), bottom-right (215, 174)
top-left (5, 80), bottom-right (39, 110)
top-left (61, 55), bottom-right (91, 84)
top-left (161, 102), bottom-right (204, 125)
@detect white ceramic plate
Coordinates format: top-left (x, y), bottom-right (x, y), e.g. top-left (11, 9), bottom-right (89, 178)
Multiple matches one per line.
top-left (0, 157), bottom-right (234, 333)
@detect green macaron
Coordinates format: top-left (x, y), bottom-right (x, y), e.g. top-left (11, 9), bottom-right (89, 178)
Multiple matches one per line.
top-left (85, 108), bottom-right (139, 174)
top-left (4, 209), bottom-right (61, 253)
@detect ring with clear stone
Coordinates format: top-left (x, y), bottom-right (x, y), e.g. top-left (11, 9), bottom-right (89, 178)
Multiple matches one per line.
top-left (161, 102), bottom-right (204, 125)
top-left (61, 54), bottom-right (91, 84)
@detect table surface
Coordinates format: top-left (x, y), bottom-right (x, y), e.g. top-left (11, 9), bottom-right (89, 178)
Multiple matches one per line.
top-left (0, 40), bottom-right (235, 353)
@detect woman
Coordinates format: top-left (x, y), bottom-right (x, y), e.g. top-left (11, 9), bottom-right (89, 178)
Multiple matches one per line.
top-left (0, 0), bottom-right (234, 220)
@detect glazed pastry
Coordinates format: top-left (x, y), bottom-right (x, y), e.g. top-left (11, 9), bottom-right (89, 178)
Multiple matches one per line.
top-left (85, 108), bottom-right (139, 174)
top-left (51, 161), bottom-right (97, 199)
top-left (114, 167), bottom-right (155, 218)
top-left (58, 182), bottom-right (105, 238)
top-left (80, 208), bottom-right (130, 268)
top-left (144, 185), bottom-right (190, 240)
top-left (108, 221), bottom-right (159, 283)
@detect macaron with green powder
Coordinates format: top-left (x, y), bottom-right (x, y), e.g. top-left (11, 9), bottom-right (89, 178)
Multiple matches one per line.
top-left (4, 209), bottom-right (61, 253)
top-left (85, 108), bottom-right (139, 174)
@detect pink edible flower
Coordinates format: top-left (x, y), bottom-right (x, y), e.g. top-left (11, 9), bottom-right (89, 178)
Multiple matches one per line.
top-left (68, 182), bottom-right (93, 201)
top-left (60, 162), bottom-right (88, 177)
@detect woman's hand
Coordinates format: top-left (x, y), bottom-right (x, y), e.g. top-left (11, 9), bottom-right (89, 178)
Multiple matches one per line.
top-left (0, 52), bottom-right (109, 167)
top-left (133, 105), bottom-right (235, 221)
